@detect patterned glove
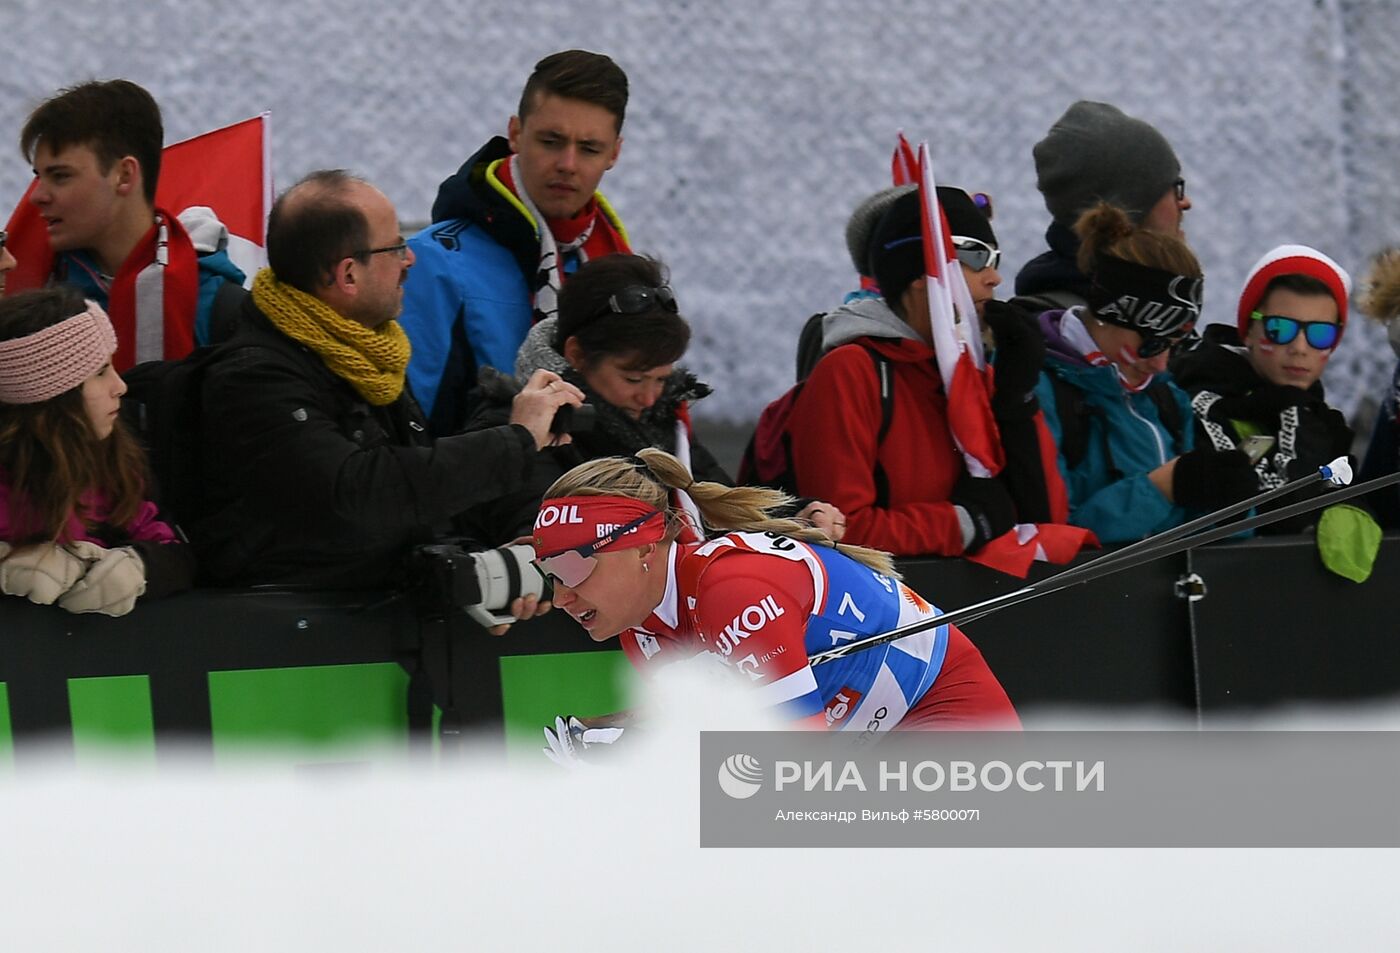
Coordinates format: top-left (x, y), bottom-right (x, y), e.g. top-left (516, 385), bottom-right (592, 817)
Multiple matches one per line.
top-left (542, 715), bottom-right (626, 768)
top-left (1208, 385), bottom-right (1311, 426)
top-left (0, 541), bottom-right (88, 605)
top-left (57, 545), bottom-right (147, 617)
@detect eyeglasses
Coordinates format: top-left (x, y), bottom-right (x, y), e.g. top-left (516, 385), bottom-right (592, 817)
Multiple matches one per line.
top-left (600, 284), bottom-right (678, 317)
top-left (355, 240), bottom-right (409, 261)
top-left (536, 510), bottom-right (660, 588)
top-left (1173, 178), bottom-right (1187, 202)
top-left (951, 236), bottom-right (1001, 273)
top-left (1251, 311), bottom-right (1340, 350)
top-left (1135, 327), bottom-right (1196, 359)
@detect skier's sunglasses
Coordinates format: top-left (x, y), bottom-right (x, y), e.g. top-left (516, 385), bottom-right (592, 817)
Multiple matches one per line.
top-left (951, 236), bottom-right (1001, 273)
top-left (536, 511), bottom-right (660, 588)
top-left (1250, 312), bottom-right (1340, 350)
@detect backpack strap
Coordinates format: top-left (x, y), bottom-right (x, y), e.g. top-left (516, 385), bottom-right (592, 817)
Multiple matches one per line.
top-left (1048, 372), bottom-right (1089, 471)
top-left (795, 312), bottom-right (828, 382)
top-left (1145, 378), bottom-right (1185, 450)
top-left (860, 345), bottom-right (896, 509)
top-left (207, 280), bottom-right (249, 345)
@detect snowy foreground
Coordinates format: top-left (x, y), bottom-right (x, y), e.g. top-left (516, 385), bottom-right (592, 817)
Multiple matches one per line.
top-left (1, 666), bottom-right (1395, 951)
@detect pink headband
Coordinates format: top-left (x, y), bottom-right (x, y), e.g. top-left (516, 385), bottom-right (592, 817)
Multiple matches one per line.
top-left (0, 300), bottom-right (118, 404)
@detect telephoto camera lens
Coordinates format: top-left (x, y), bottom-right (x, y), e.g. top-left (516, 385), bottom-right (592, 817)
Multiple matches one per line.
top-left (470, 543), bottom-right (552, 612)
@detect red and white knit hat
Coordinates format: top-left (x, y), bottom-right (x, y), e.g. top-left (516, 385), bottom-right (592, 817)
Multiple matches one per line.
top-left (1236, 244), bottom-right (1352, 342)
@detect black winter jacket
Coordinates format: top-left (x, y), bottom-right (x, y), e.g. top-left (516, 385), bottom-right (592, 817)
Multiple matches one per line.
top-left (191, 300), bottom-right (538, 587)
top-left (459, 366), bottom-right (731, 545)
top-left (1170, 326), bottom-right (1354, 533)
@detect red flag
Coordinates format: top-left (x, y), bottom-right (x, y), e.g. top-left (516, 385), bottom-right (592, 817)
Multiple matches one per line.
top-left (968, 523), bottom-right (1100, 578)
top-left (891, 132), bottom-right (918, 186)
top-left (155, 113), bottom-right (272, 281)
top-left (4, 113), bottom-right (271, 298)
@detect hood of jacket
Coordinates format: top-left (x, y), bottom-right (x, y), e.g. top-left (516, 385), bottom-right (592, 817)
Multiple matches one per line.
top-left (178, 205), bottom-right (248, 284)
top-left (820, 295), bottom-right (924, 352)
top-left (429, 137), bottom-right (540, 284)
top-left (430, 136), bottom-right (514, 224)
top-left (1038, 308), bottom-right (1134, 398)
top-left (1014, 221), bottom-right (1091, 300)
top-left (510, 314), bottom-right (713, 428)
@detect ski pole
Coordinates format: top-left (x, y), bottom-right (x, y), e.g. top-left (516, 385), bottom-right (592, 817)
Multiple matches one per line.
top-left (1044, 456), bottom-right (1352, 588)
top-left (810, 463), bottom-right (1395, 667)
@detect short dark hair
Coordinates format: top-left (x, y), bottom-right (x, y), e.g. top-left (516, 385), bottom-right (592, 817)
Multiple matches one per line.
top-left (555, 254), bottom-right (689, 370)
top-left (20, 80), bottom-right (164, 206)
top-left (1261, 273), bottom-right (1335, 303)
top-left (518, 50), bottom-right (628, 132)
top-left (266, 170), bottom-right (373, 294)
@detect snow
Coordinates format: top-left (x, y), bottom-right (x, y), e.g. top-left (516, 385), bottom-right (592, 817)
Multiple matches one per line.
top-left (1, 667), bottom-right (1396, 950)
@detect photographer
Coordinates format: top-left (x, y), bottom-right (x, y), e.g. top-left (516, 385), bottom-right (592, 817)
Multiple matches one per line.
top-left (190, 170), bottom-right (582, 619)
top-left (462, 254), bottom-right (845, 545)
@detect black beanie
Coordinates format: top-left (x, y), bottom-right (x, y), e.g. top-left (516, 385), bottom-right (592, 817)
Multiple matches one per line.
top-left (869, 186), bottom-right (996, 307)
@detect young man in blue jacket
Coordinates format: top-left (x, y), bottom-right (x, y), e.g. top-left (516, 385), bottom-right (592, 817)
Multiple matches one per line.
top-left (399, 50), bottom-right (632, 436)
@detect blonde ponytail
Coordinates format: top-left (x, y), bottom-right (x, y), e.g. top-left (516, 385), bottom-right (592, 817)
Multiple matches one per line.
top-left (543, 449), bottom-right (901, 578)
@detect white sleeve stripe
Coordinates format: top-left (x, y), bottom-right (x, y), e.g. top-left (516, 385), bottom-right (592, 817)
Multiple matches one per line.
top-left (754, 666), bottom-right (819, 706)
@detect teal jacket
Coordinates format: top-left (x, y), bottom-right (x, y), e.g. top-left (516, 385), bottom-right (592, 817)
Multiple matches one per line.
top-left (1035, 347), bottom-right (1197, 544)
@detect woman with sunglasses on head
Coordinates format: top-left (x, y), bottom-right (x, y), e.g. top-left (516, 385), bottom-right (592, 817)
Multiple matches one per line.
top-left (464, 253), bottom-right (846, 544)
top-left (1171, 247), bottom-right (1376, 564)
top-left (1032, 203), bottom-right (1260, 544)
top-left (0, 287), bottom-right (195, 616)
top-left (533, 449), bottom-right (1019, 753)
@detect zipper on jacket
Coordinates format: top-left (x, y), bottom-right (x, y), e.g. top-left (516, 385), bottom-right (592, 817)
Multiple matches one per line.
top-left (1122, 392), bottom-right (1169, 464)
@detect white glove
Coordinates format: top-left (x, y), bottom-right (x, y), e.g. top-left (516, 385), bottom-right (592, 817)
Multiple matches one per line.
top-left (542, 715), bottom-right (626, 768)
top-left (57, 545), bottom-right (147, 617)
top-left (0, 541), bottom-right (89, 605)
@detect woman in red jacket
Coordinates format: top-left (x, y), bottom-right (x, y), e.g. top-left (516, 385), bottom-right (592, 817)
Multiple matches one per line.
top-left (786, 187), bottom-right (1060, 557)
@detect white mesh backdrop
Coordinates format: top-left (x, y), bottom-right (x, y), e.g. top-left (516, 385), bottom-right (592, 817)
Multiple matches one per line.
top-left (4, 0), bottom-right (1400, 424)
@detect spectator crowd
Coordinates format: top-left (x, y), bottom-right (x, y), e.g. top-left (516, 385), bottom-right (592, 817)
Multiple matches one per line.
top-left (2, 50), bottom-right (1396, 629)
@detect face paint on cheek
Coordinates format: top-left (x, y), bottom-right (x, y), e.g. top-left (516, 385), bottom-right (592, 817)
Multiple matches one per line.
top-left (1256, 342), bottom-right (1277, 355)
top-left (1119, 345), bottom-right (1140, 364)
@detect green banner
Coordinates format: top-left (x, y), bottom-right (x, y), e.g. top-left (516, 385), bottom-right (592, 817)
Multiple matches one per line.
top-left (208, 662), bottom-right (411, 759)
top-left (499, 651), bottom-right (634, 764)
top-left (68, 675), bottom-right (157, 765)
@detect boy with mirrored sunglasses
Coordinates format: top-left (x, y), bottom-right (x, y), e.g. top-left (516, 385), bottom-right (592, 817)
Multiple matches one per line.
top-left (1170, 244), bottom-right (1379, 578)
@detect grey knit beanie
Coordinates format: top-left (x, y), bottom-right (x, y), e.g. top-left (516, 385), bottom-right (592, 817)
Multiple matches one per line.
top-left (845, 185), bottom-right (916, 276)
top-left (1034, 100), bottom-right (1181, 226)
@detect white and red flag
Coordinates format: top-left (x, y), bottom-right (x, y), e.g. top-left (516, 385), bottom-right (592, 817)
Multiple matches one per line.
top-left (913, 140), bottom-right (1003, 478)
top-left (891, 131), bottom-right (919, 187)
top-left (894, 135), bottom-right (1096, 575)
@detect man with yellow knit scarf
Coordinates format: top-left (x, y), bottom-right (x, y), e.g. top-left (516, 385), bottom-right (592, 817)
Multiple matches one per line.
top-left (191, 170), bottom-right (582, 607)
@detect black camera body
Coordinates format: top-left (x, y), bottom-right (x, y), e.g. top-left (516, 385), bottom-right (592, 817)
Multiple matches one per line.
top-left (550, 402), bottom-right (597, 436)
top-left (414, 542), bottom-right (552, 628)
